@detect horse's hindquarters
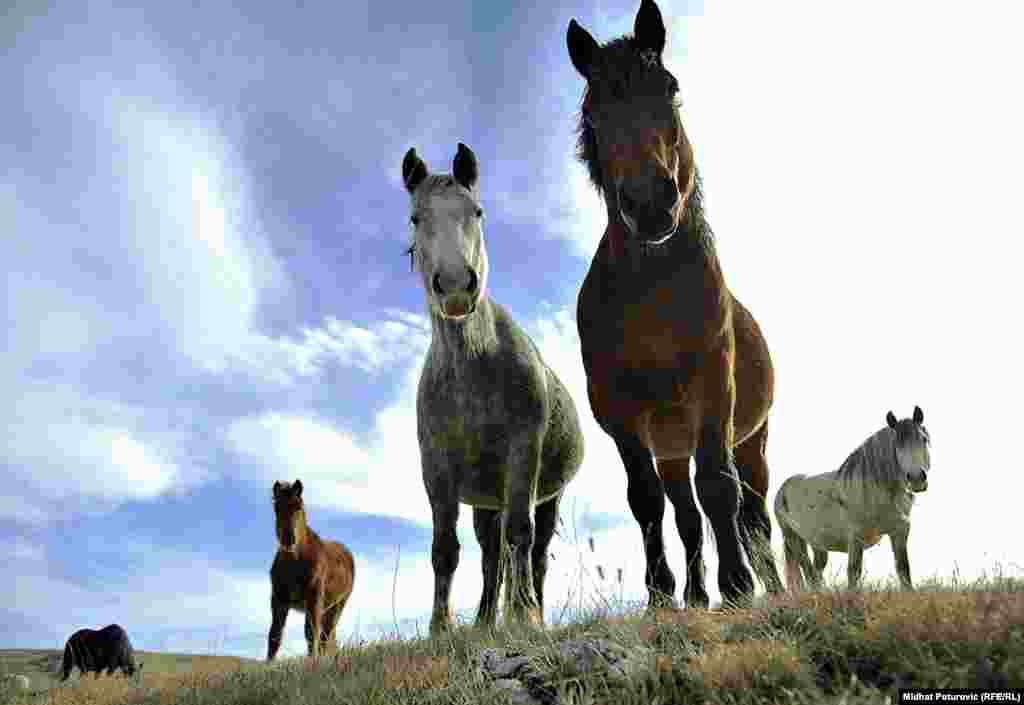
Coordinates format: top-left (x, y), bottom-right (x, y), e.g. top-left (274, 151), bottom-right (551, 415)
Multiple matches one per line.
top-left (731, 297), bottom-right (774, 445)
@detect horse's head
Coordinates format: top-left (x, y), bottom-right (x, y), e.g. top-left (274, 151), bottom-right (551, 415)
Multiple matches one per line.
top-left (401, 143), bottom-right (488, 321)
top-left (886, 406), bottom-right (930, 492)
top-left (272, 479), bottom-right (307, 552)
top-left (568, 0), bottom-right (693, 252)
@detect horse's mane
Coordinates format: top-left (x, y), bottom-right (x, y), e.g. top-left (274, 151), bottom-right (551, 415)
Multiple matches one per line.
top-left (837, 427), bottom-right (904, 496)
top-left (574, 37), bottom-right (715, 258)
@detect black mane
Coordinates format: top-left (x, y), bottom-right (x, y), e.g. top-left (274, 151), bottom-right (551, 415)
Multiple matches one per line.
top-left (573, 36), bottom-right (713, 255)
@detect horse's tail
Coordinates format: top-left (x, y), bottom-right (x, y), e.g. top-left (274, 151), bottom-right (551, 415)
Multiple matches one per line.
top-left (774, 481), bottom-right (808, 593)
top-left (61, 640), bottom-right (73, 681)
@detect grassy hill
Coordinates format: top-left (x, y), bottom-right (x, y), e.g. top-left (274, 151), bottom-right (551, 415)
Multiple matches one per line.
top-left (2, 576), bottom-right (1022, 704)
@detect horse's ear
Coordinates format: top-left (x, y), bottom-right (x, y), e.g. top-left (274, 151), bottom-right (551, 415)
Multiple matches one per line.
top-left (453, 143), bottom-right (479, 191)
top-left (567, 18), bottom-right (600, 81)
top-left (634, 0), bottom-right (667, 58)
top-left (402, 148), bottom-right (428, 194)
top-left (913, 405), bottom-right (924, 424)
top-left (886, 411), bottom-right (898, 429)
top-left (272, 481), bottom-right (281, 497)
top-left (293, 479), bottom-right (303, 497)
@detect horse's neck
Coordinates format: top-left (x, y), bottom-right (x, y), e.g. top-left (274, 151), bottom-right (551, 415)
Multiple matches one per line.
top-left (428, 297), bottom-right (500, 366)
top-left (599, 212), bottom-right (719, 289)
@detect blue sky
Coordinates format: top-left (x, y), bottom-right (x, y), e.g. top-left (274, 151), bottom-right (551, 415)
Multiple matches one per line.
top-left (5, 0), bottom-right (1023, 659)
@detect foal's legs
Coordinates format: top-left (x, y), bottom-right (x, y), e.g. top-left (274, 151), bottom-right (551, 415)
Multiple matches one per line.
top-left (613, 430), bottom-right (676, 608)
top-left (890, 526), bottom-right (913, 590)
top-left (695, 419), bottom-right (754, 606)
top-left (304, 583), bottom-right (325, 657)
top-left (322, 596), bottom-right (348, 654)
top-left (531, 491), bottom-right (562, 618)
top-left (660, 457), bottom-right (710, 608)
top-left (267, 595), bottom-right (289, 661)
top-left (473, 507), bottom-right (504, 629)
top-left (733, 422), bottom-right (784, 595)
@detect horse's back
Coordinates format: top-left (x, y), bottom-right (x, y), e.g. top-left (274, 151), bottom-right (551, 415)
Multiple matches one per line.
top-left (775, 471), bottom-right (852, 551)
top-left (66, 624), bottom-right (133, 672)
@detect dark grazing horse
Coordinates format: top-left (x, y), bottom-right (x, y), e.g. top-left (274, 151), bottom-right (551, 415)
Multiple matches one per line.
top-left (268, 479), bottom-right (355, 660)
top-left (60, 624), bottom-right (141, 680)
top-left (566, 0), bottom-right (784, 608)
top-left (401, 143), bottom-right (585, 635)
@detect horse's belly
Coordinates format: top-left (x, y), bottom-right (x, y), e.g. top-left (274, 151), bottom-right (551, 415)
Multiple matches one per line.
top-left (457, 481), bottom-right (563, 510)
top-left (646, 406), bottom-right (699, 460)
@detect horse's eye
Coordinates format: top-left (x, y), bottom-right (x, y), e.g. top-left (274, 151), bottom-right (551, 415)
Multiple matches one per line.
top-left (410, 214), bottom-right (420, 226)
top-left (475, 208), bottom-right (483, 218)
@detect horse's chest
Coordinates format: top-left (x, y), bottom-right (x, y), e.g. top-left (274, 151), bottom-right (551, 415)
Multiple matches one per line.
top-left (271, 556), bottom-right (314, 608)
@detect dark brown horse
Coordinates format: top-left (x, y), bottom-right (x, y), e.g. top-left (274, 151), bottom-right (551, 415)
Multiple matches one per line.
top-left (267, 479), bottom-right (355, 660)
top-left (60, 624), bottom-right (141, 681)
top-left (566, 0), bottom-right (784, 608)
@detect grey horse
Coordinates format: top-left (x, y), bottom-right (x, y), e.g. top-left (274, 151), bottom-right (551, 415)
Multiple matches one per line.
top-left (775, 405), bottom-right (931, 591)
top-left (401, 142), bottom-right (585, 635)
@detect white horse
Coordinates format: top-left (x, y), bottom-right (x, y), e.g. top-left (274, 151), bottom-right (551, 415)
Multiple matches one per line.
top-left (774, 406), bottom-right (931, 591)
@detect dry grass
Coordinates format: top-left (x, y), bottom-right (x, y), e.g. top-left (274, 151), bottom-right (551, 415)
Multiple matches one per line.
top-left (3, 534), bottom-right (1023, 705)
top-left (4, 578), bottom-right (1024, 704)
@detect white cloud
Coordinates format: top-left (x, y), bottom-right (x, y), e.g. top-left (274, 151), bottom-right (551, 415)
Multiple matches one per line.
top-left (221, 311), bottom-right (432, 387)
top-left (225, 326), bottom-right (431, 523)
top-left (0, 382), bottom-right (200, 523)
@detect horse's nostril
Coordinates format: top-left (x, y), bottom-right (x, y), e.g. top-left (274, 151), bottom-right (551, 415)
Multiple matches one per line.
top-left (465, 268), bottom-right (478, 294)
top-left (432, 273), bottom-right (445, 296)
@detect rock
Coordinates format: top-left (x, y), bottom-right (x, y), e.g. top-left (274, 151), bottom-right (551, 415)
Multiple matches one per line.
top-left (556, 638), bottom-right (650, 682)
top-left (478, 638), bottom-right (652, 705)
top-left (493, 678), bottom-right (544, 705)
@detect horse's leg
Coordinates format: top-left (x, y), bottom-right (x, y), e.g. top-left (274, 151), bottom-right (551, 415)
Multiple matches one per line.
top-left (267, 596), bottom-right (288, 661)
top-left (695, 417), bottom-right (754, 606)
top-left (322, 597), bottom-right (347, 655)
top-left (473, 507), bottom-right (503, 629)
top-left (503, 434), bottom-right (543, 626)
top-left (846, 535), bottom-right (864, 591)
top-left (812, 548), bottom-right (828, 589)
top-left (659, 457), bottom-right (709, 609)
top-left (890, 526), bottom-right (913, 590)
top-left (427, 473), bottom-right (461, 637)
top-left (613, 430), bottom-right (676, 609)
top-left (303, 613), bottom-right (315, 656)
top-left (304, 584), bottom-right (325, 658)
top-left (531, 491), bottom-right (562, 620)
top-left (734, 422), bottom-right (784, 595)
top-left (781, 523), bottom-right (808, 592)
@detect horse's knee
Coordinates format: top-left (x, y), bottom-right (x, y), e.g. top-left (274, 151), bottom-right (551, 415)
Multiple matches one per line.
top-left (432, 528), bottom-right (460, 576)
top-left (505, 512), bottom-right (535, 552)
top-left (695, 424), bottom-right (741, 504)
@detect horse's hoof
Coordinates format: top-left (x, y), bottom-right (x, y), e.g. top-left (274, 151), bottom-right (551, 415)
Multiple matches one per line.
top-left (429, 618), bottom-right (455, 638)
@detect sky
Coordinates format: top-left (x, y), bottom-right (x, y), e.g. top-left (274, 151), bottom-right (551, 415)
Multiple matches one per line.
top-left (4, 0), bottom-right (1023, 659)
